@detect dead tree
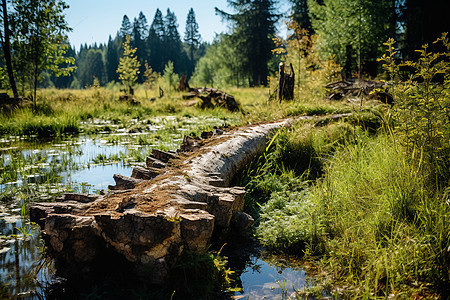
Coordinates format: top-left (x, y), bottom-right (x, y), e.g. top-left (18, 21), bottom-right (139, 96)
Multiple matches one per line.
top-left (277, 62), bottom-right (295, 101)
top-left (178, 75), bottom-right (190, 91)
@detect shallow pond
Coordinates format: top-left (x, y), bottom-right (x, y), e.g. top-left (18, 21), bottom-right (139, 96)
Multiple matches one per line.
top-left (0, 116), bottom-right (316, 299)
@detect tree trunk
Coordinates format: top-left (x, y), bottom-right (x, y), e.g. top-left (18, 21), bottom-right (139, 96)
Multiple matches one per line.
top-left (1, 0), bottom-right (19, 99)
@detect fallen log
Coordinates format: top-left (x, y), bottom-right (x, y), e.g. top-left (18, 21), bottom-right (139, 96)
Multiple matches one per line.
top-left (326, 79), bottom-right (394, 105)
top-left (108, 174), bottom-right (142, 190)
top-left (30, 114), bottom-right (350, 285)
top-left (131, 166), bottom-right (161, 180)
top-left (183, 88), bottom-right (240, 112)
top-left (30, 119), bottom-right (293, 284)
top-left (146, 156), bottom-right (166, 169)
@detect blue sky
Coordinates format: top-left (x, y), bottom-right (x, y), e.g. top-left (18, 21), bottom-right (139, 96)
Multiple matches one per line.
top-left (64, 0), bottom-right (290, 50)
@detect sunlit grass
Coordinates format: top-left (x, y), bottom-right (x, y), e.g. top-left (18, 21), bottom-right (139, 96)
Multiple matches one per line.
top-left (246, 118), bottom-right (449, 297)
top-left (1, 85), bottom-right (352, 138)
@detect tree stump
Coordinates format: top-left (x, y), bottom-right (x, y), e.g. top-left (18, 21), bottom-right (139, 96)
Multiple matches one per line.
top-left (277, 62), bottom-right (295, 101)
top-left (178, 75), bottom-right (190, 91)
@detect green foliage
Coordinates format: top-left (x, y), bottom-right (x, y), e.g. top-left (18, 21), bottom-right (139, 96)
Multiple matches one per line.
top-left (242, 121), bottom-right (357, 216)
top-left (216, 0), bottom-right (278, 86)
top-left (253, 121), bottom-right (449, 296)
top-left (161, 60), bottom-right (179, 92)
top-left (143, 61), bottom-right (160, 91)
top-left (0, 107), bottom-right (79, 137)
top-left (190, 36), bottom-right (233, 88)
top-left (77, 49), bottom-right (105, 87)
top-left (9, 0), bottom-right (75, 104)
top-left (378, 34), bottom-right (450, 186)
top-left (310, 134), bottom-right (449, 297)
top-left (169, 250), bottom-right (237, 299)
top-left (191, 34), bottom-right (255, 88)
top-left (308, 0), bottom-right (391, 77)
top-left (272, 19), bottom-right (342, 98)
top-left (256, 180), bottom-right (313, 252)
top-left (190, 55), bottom-right (215, 87)
top-left (117, 35), bottom-right (141, 95)
top-left (289, 0), bottom-right (312, 31)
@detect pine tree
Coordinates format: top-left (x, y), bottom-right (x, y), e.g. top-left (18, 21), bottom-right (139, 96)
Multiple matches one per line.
top-left (105, 34), bottom-right (120, 82)
top-left (184, 8), bottom-right (202, 78)
top-left (117, 35), bottom-right (141, 95)
top-left (119, 15), bottom-right (132, 37)
top-left (132, 12), bottom-right (148, 83)
top-left (134, 11), bottom-right (149, 40)
top-left (164, 9), bottom-right (184, 74)
top-left (216, 0), bottom-right (279, 86)
top-left (148, 9), bottom-right (165, 73)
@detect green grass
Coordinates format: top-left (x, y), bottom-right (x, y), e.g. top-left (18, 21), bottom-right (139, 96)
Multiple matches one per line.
top-left (0, 109), bottom-right (80, 137)
top-left (1, 84), bottom-right (351, 139)
top-left (242, 112), bottom-right (449, 298)
top-left (310, 133), bottom-right (449, 298)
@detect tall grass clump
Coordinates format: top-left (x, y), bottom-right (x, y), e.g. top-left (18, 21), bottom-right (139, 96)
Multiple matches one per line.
top-left (242, 120), bottom-right (361, 237)
top-left (309, 133), bottom-right (449, 297)
top-left (0, 107), bottom-right (79, 137)
top-left (254, 127), bottom-right (448, 296)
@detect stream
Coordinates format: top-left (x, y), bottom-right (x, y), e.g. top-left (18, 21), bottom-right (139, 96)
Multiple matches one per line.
top-left (0, 117), bottom-right (314, 299)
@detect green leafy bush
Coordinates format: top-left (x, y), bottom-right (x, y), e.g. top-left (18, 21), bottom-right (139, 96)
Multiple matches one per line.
top-left (378, 34), bottom-right (450, 186)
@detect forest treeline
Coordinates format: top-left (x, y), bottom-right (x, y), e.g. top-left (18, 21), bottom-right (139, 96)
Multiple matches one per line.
top-left (52, 7), bottom-right (206, 89)
top-left (1, 0), bottom-right (449, 94)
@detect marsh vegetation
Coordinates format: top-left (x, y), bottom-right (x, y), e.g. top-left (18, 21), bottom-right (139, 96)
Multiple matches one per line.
top-left (1, 0), bottom-right (449, 299)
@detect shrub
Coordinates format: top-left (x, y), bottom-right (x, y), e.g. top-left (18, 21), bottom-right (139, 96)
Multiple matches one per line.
top-left (378, 34), bottom-right (450, 187)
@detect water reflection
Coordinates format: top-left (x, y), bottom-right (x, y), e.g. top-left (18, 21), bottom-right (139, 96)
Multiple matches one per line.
top-left (0, 217), bottom-right (55, 299)
top-left (236, 256), bottom-right (307, 299)
top-left (0, 136), bottom-right (134, 298)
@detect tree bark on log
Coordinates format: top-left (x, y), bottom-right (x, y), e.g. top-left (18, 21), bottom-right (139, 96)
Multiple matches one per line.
top-left (29, 114), bottom-right (350, 284)
top-left (29, 119), bottom-right (292, 284)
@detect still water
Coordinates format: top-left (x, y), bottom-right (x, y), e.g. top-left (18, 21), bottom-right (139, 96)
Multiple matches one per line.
top-left (0, 121), bottom-right (312, 299)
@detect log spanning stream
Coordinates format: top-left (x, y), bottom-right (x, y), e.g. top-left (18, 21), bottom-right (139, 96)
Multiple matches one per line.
top-left (30, 118), bottom-right (295, 285)
top-left (1, 114), bottom-right (349, 297)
